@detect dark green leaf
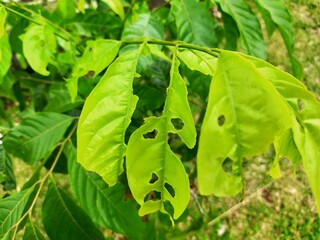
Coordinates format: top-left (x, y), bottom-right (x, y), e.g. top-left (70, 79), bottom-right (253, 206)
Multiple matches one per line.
top-left (23, 217), bottom-right (46, 240)
top-left (171, 0), bottom-right (219, 47)
top-left (253, 0), bottom-right (303, 78)
top-left (0, 187), bottom-right (35, 239)
top-left (3, 112), bottom-right (73, 164)
top-left (67, 143), bottom-right (146, 239)
top-left (216, 0), bottom-right (266, 59)
top-left (0, 145), bottom-right (16, 190)
top-left (42, 181), bottom-right (104, 240)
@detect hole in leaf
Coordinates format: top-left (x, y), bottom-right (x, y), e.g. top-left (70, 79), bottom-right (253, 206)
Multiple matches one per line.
top-left (167, 132), bottom-right (183, 152)
top-left (144, 191), bottom-right (161, 202)
top-left (222, 157), bottom-right (233, 175)
top-left (163, 200), bottom-right (174, 218)
top-left (149, 173), bottom-right (159, 184)
top-left (217, 115), bottom-right (225, 126)
top-left (164, 182), bottom-right (175, 198)
top-left (297, 99), bottom-right (305, 112)
top-left (143, 129), bottom-right (158, 139)
top-left (171, 118), bottom-right (184, 130)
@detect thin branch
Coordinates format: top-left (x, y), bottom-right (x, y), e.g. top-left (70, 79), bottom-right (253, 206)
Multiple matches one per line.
top-left (207, 172), bottom-right (291, 226)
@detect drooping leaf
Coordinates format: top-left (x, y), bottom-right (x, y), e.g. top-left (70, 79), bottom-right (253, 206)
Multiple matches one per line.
top-left (126, 55), bottom-right (196, 221)
top-left (246, 55), bottom-right (320, 213)
top-left (177, 49), bottom-right (217, 76)
top-left (216, 0), bottom-right (266, 59)
top-left (0, 187), bottom-right (35, 239)
top-left (0, 145), bottom-right (16, 190)
top-left (101, 0), bottom-right (125, 20)
top-left (3, 112), bottom-right (73, 164)
top-left (78, 46), bottom-right (144, 186)
top-left (74, 39), bottom-right (121, 78)
top-left (170, 0), bottom-right (219, 47)
top-left (67, 143), bottom-right (146, 239)
top-left (42, 181), bottom-right (104, 240)
top-left (21, 24), bottom-right (56, 76)
top-left (197, 50), bottom-right (292, 196)
top-left (23, 217), bottom-right (46, 240)
top-left (0, 6), bottom-right (12, 84)
top-left (253, 0), bottom-right (303, 78)
top-left (269, 128), bottom-right (301, 178)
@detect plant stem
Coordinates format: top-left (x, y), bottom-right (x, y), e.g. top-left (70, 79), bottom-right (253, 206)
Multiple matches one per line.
top-left (122, 39), bottom-right (221, 57)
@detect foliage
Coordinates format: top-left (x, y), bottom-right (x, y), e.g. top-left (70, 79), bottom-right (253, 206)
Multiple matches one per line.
top-left (0, 0), bottom-right (318, 239)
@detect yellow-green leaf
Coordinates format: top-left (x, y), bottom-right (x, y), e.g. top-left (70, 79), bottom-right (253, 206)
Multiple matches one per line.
top-left (126, 55), bottom-right (196, 221)
top-left (21, 25), bottom-right (56, 76)
top-left (101, 0), bottom-right (125, 20)
top-left (197, 50), bottom-right (292, 196)
top-left (77, 46), bottom-right (143, 186)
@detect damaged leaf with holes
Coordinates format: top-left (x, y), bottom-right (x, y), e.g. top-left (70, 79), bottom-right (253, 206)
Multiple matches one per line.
top-left (197, 50), bottom-right (292, 196)
top-left (126, 54), bottom-right (196, 221)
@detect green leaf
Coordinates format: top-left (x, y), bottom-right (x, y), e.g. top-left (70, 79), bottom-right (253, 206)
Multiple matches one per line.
top-left (0, 6), bottom-right (12, 84)
top-left (126, 55), bottom-right (196, 221)
top-left (253, 0), bottom-right (303, 78)
top-left (197, 50), bottom-right (292, 196)
top-left (42, 181), bottom-right (104, 240)
top-left (74, 39), bottom-right (121, 78)
top-left (270, 128), bottom-right (301, 178)
top-left (3, 112), bottom-right (73, 164)
top-left (77, 46), bottom-right (143, 186)
top-left (171, 0), bottom-right (218, 47)
top-left (121, 10), bottom-right (164, 43)
top-left (216, 0), bottom-right (266, 59)
top-left (23, 217), bottom-right (46, 240)
top-left (44, 83), bottom-right (84, 113)
top-left (0, 5), bottom-right (6, 37)
top-left (57, 0), bottom-right (76, 19)
top-left (67, 143), bottom-right (146, 239)
top-left (221, 10), bottom-right (239, 50)
top-left (101, 0), bottom-right (125, 20)
top-left (177, 49), bottom-right (217, 76)
top-left (246, 55), bottom-right (320, 214)
top-left (0, 145), bottom-right (16, 190)
top-left (21, 24), bottom-right (56, 76)
top-left (0, 187), bottom-right (35, 239)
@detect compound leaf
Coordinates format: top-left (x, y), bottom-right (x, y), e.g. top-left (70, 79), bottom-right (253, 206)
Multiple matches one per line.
top-left (216, 0), bottom-right (266, 59)
top-left (67, 143), bottom-right (145, 239)
top-left (171, 0), bottom-right (218, 47)
top-left (0, 187), bottom-right (35, 239)
top-left (126, 55), bottom-right (196, 221)
top-left (197, 50), bottom-right (291, 196)
top-left (3, 112), bottom-right (73, 165)
top-left (21, 24), bottom-right (56, 76)
top-left (77, 46), bottom-right (143, 186)
top-left (42, 181), bottom-right (104, 240)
